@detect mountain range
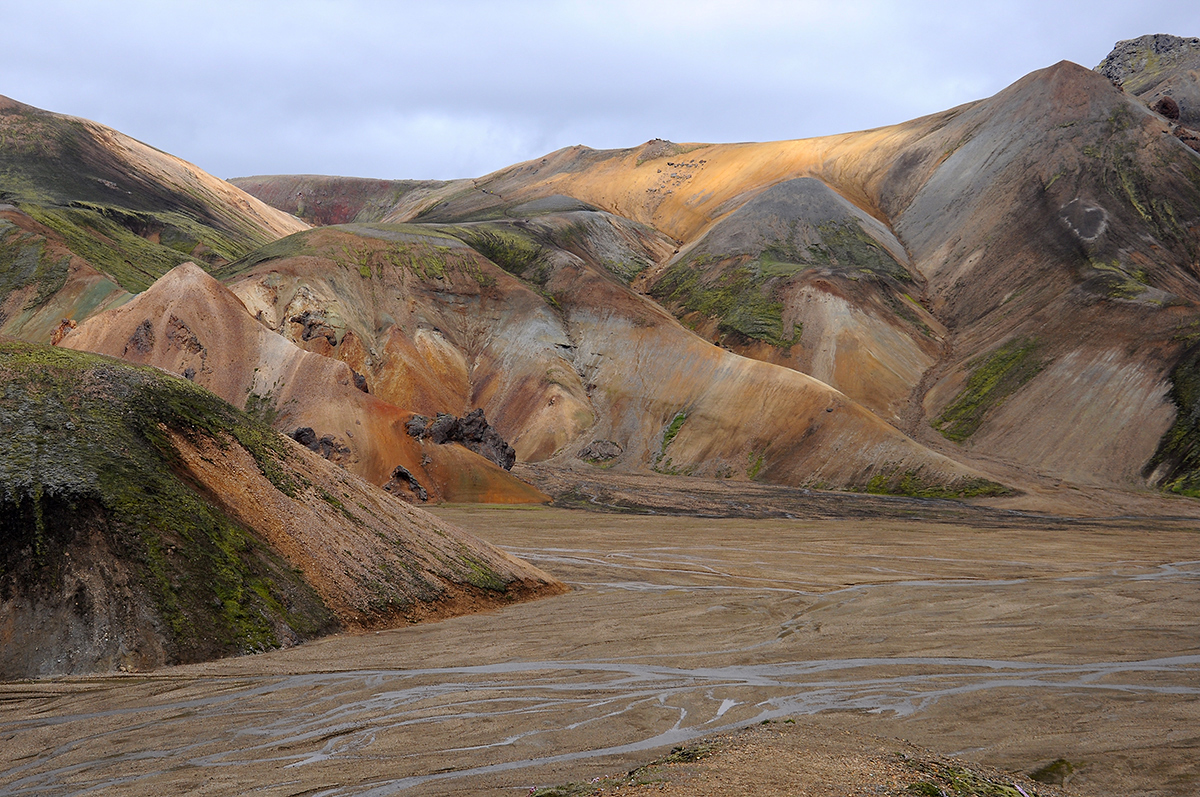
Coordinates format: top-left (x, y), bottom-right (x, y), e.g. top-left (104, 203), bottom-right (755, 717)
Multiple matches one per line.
top-left (3, 33), bottom-right (1200, 675)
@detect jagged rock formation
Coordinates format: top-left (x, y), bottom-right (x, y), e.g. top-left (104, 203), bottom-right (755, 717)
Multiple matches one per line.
top-left (406, 409), bottom-right (517, 470)
top-left (0, 342), bottom-right (564, 678)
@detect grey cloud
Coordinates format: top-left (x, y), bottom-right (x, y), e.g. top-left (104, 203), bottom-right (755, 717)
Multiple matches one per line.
top-left (3, 0), bottom-right (1195, 180)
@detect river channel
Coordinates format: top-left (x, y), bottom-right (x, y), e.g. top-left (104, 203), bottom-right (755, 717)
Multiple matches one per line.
top-left (1, 508), bottom-right (1197, 795)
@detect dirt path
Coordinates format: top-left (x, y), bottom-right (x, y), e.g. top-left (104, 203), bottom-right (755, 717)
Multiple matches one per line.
top-left (1, 508), bottom-right (1196, 795)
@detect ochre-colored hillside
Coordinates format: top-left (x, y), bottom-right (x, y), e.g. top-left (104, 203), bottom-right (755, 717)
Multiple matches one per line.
top-left (0, 342), bottom-right (563, 679)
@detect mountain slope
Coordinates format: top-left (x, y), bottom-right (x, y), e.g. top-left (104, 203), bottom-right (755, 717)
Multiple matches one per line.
top-left (209, 217), bottom-right (1001, 496)
top-left (235, 56), bottom-right (1200, 493)
top-left (58, 261), bottom-right (548, 502)
top-left (0, 342), bottom-right (562, 678)
top-left (0, 94), bottom-right (307, 342)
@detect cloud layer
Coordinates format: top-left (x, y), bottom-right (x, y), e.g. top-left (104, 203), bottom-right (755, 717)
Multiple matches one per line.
top-left (5, 1), bottom-right (1192, 180)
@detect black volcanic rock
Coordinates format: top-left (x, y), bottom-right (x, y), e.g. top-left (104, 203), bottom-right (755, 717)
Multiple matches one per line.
top-left (1154, 95), bottom-right (1182, 120)
top-left (384, 464), bottom-right (428, 502)
top-left (403, 409), bottom-right (516, 470)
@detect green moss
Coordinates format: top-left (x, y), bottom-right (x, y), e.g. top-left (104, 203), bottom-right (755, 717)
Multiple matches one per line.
top-left (460, 554), bottom-right (508, 591)
top-left (0, 342), bottom-right (334, 659)
top-left (215, 231), bottom-right (319, 279)
top-left (764, 220), bottom-right (910, 281)
top-left (0, 226), bottom-right (69, 309)
top-left (655, 743), bottom-right (714, 764)
top-left (934, 339), bottom-right (1044, 442)
top-left (747, 450), bottom-right (766, 480)
top-left (863, 467), bottom-right (1010, 499)
top-left (1146, 345), bottom-right (1200, 496)
top-left (651, 260), bottom-right (800, 347)
top-left (456, 226), bottom-right (547, 282)
top-left (904, 759), bottom-right (1027, 796)
top-left (653, 412), bottom-right (688, 471)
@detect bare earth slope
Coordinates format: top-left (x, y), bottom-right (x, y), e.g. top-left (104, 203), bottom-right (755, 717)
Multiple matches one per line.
top-left (238, 54), bottom-right (1200, 497)
top-left (0, 342), bottom-right (562, 679)
top-left (215, 222), bottom-right (998, 496)
top-left (58, 261), bottom-right (547, 503)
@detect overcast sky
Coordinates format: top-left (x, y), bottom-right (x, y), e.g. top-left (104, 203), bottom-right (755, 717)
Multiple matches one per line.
top-left (6, 1), bottom-right (1197, 181)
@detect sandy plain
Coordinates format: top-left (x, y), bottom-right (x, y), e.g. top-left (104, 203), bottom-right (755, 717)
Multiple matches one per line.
top-left (1, 502), bottom-right (1197, 796)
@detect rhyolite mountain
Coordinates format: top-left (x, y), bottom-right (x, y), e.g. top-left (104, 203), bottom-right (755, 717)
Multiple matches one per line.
top-left (7, 34), bottom-right (1200, 510)
top-left (232, 37), bottom-right (1200, 497)
top-left (5, 34), bottom-right (1200, 677)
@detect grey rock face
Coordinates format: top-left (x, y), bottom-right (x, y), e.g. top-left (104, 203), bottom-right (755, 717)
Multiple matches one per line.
top-left (1096, 34), bottom-right (1200, 85)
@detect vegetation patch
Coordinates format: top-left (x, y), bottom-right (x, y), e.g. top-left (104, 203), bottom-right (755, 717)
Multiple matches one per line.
top-left (651, 259), bottom-right (800, 348)
top-left (0, 342), bottom-right (334, 661)
top-left (0, 225), bottom-right (70, 309)
top-left (862, 467), bottom-right (1010, 499)
top-left (455, 226), bottom-right (548, 283)
top-left (762, 219), bottom-right (910, 281)
top-left (652, 411), bottom-right (689, 473)
top-left (1146, 344), bottom-right (1200, 496)
top-left (904, 762), bottom-right (1026, 796)
top-left (934, 339), bottom-right (1044, 442)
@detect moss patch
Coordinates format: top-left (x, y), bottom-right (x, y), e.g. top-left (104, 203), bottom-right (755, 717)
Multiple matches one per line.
top-left (861, 467), bottom-right (1010, 500)
top-left (651, 259), bottom-right (800, 347)
top-left (0, 342), bottom-right (334, 661)
top-left (0, 225), bottom-right (70, 309)
top-left (652, 411), bottom-right (689, 473)
top-left (762, 219), bottom-right (911, 281)
top-left (934, 339), bottom-right (1044, 442)
top-left (1146, 344), bottom-right (1200, 496)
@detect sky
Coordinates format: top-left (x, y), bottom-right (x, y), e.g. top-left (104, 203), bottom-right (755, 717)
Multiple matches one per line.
top-left (5, 1), bottom-right (1198, 181)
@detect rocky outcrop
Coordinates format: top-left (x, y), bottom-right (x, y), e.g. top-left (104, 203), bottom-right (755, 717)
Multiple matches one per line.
top-left (1096, 34), bottom-right (1200, 126)
top-left (579, 440), bottom-right (623, 462)
top-left (1097, 34), bottom-right (1200, 86)
top-left (384, 464), bottom-right (429, 502)
top-left (1153, 95), bottom-right (1182, 120)
top-left (406, 409), bottom-right (518, 470)
top-left (290, 426), bottom-right (351, 462)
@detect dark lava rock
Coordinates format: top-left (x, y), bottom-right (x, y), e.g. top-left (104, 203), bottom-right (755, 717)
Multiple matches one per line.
top-left (291, 426), bottom-right (319, 448)
top-left (290, 427), bottom-right (350, 461)
top-left (1097, 34), bottom-right (1200, 85)
top-left (123, 319), bottom-right (155, 355)
top-left (458, 408), bottom-right (516, 470)
top-left (405, 415), bottom-right (429, 438)
top-left (384, 465), bottom-right (428, 502)
top-left (403, 410), bottom-right (516, 470)
top-left (351, 369), bottom-right (369, 393)
top-left (579, 440), bottom-right (623, 462)
top-left (427, 413), bottom-right (461, 445)
top-left (289, 310), bottom-right (338, 346)
top-left (1154, 95), bottom-right (1182, 120)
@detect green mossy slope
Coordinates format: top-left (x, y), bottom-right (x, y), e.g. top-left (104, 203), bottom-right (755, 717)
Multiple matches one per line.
top-left (0, 342), bottom-right (335, 674)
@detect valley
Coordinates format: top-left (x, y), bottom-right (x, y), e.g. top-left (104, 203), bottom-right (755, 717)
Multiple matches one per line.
top-left (1, 505), bottom-right (1196, 795)
top-left (3, 30), bottom-right (1200, 796)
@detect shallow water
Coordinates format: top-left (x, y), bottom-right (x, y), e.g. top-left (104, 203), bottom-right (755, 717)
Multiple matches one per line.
top-left (2, 510), bottom-right (1197, 796)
